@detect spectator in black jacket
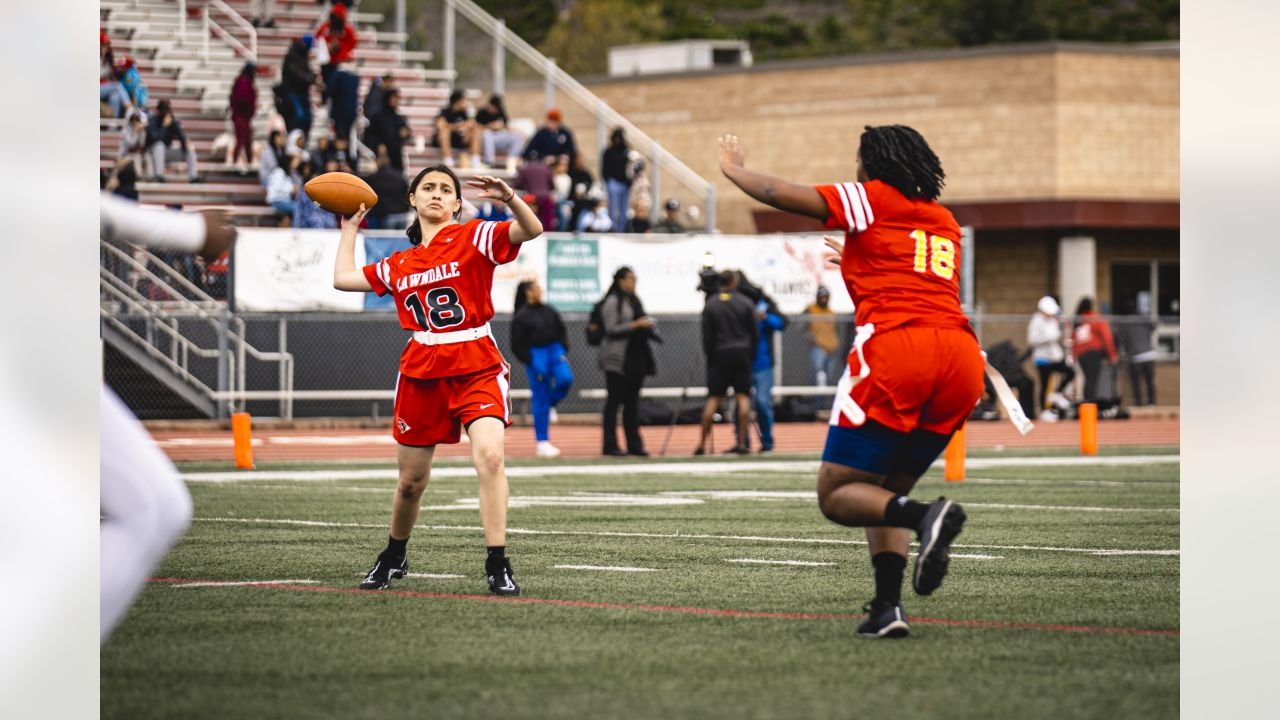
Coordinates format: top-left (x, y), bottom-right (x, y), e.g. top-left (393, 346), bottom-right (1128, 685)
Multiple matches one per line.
top-left (363, 90), bottom-right (410, 171)
top-left (695, 270), bottom-right (758, 455)
top-left (511, 280), bottom-right (575, 459)
top-left (360, 152), bottom-right (410, 229)
top-left (432, 90), bottom-right (480, 168)
top-left (146, 100), bottom-right (201, 182)
top-left (601, 128), bottom-right (631, 233)
top-left (279, 38), bottom-right (314, 137)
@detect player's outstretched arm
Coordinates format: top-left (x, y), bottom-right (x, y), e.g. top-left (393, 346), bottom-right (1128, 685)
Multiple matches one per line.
top-left (333, 204), bottom-right (374, 292)
top-left (467, 175), bottom-right (543, 244)
top-left (718, 134), bottom-right (828, 221)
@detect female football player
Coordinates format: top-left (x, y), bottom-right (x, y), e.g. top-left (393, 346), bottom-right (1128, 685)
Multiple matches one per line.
top-left (333, 165), bottom-right (542, 596)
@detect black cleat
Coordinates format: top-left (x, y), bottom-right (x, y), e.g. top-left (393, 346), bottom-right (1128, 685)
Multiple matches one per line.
top-left (857, 599), bottom-right (910, 639)
top-left (486, 557), bottom-right (520, 596)
top-left (359, 553), bottom-right (407, 590)
top-left (913, 497), bottom-right (967, 596)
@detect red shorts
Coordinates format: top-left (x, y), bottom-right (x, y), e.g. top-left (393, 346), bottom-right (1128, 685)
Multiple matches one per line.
top-left (833, 326), bottom-right (984, 436)
top-left (393, 363), bottom-right (512, 447)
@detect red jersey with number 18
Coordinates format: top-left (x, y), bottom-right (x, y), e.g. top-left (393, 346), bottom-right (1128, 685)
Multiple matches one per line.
top-left (815, 180), bottom-right (970, 333)
top-left (363, 219), bottom-right (518, 380)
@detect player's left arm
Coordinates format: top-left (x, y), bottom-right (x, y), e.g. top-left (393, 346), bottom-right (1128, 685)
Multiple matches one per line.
top-left (718, 134), bottom-right (828, 221)
top-left (467, 175), bottom-right (543, 244)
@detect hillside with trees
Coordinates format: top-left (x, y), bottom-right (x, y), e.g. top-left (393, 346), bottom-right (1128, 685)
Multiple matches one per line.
top-left (359, 0), bottom-right (1178, 76)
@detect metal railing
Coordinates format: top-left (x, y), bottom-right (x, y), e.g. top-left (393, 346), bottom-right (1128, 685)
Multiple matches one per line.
top-left (100, 239), bottom-right (294, 418)
top-left (202, 0), bottom-right (257, 64)
top-left (439, 0), bottom-right (717, 231)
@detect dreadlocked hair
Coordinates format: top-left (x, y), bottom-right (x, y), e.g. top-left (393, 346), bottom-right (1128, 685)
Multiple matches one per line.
top-left (406, 164), bottom-right (464, 246)
top-left (857, 125), bottom-right (945, 202)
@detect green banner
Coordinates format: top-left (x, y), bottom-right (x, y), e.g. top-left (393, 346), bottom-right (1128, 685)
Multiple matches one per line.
top-left (545, 237), bottom-right (600, 312)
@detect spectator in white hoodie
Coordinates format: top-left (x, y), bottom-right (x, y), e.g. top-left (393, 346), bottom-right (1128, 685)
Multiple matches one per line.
top-left (1027, 295), bottom-right (1075, 420)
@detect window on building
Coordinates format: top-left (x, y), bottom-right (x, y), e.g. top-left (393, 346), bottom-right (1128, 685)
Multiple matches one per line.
top-left (1110, 260), bottom-right (1179, 319)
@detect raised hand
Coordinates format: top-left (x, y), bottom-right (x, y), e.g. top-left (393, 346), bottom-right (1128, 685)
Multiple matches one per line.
top-left (466, 175), bottom-right (515, 202)
top-left (718, 134), bottom-right (745, 173)
top-left (343, 203), bottom-right (370, 227)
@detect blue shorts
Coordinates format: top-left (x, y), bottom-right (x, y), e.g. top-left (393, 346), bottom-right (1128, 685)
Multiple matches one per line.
top-left (821, 419), bottom-right (952, 478)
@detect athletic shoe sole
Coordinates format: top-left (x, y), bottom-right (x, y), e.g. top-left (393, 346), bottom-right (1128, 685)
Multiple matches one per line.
top-left (857, 604), bottom-right (911, 639)
top-left (913, 500), bottom-right (966, 596)
top-left (857, 620), bottom-right (910, 639)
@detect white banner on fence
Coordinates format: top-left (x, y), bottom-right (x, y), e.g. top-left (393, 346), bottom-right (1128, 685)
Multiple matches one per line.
top-left (232, 229), bottom-right (851, 315)
top-left (234, 229), bottom-right (367, 312)
top-left (594, 233), bottom-right (853, 315)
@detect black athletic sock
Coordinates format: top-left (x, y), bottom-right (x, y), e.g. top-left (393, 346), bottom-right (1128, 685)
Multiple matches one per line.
top-left (384, 535), bottom-right (408, 559)
top-left (871, 552), bottom-right (907, 605)
top-left (486, 546), bottom-right (506, 567)
top-left (883, 495), bottom-right (930, 529)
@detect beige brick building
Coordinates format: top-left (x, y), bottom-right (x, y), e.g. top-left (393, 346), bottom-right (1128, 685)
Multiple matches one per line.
top-left (505, 42), bottom-right (1180, 404)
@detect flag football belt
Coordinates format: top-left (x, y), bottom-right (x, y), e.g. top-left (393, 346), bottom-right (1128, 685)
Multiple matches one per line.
top-left (982, 353), bottom-right (1035, 435)
top-left (830, 324), bottom-right (1035, 436)
top-left (412, 322), bottom-right (493, 347)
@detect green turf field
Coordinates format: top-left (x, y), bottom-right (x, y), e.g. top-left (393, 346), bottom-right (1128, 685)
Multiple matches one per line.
top-left (101, 449), bottom-right (1179, 719)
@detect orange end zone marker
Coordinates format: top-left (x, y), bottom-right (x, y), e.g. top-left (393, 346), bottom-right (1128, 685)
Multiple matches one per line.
top-left (232, 412), bottom-right (255, 469)
top-left (1079, 403), bottom-right (1098, 456)
top-left (944, 423), bottom-right (966, 481)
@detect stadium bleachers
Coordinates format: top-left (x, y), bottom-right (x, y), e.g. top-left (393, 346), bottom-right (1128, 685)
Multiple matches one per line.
top-left (101, 0), bottom-right (513, 225)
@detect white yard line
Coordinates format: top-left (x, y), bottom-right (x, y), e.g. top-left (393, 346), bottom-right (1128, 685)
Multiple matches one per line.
top-left (181, 455), bottom-right (1179, 483)
top-left (726, 558), bottom-right (835, 567)
top-left (194, 517), bottom-right (1178, 556)
top-left (214, 486), bottom-right (1175, 514)
top-left (403, 573), bottom-right (465, 579)
top-left (553, 565), bottom-right (658, 572)
top-left (964, 502), bottom-right (1178, 513)
top-left (950, 554), bottom-right (1005, 560)
top-left (172, 579), bottom-right (319, 588)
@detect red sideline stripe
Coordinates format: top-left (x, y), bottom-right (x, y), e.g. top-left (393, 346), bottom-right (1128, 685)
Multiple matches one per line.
top-left (148, 578), bottom-right (1178, 638)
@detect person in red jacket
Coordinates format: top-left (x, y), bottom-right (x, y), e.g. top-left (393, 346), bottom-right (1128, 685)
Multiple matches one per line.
top-left (1071, 296), bottom-right (1118, 402)
top-left (315, 3), bottom-right (358, 66)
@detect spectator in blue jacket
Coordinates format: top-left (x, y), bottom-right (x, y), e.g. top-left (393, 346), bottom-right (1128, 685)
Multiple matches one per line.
top-left (522, 108), bottom-right (577, 163)
top-left (739, 276), bottom-right (786, 453)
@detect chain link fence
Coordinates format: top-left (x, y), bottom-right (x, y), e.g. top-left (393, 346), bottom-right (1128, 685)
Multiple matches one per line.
top-left (104, 307), bottom-right (1181, 420)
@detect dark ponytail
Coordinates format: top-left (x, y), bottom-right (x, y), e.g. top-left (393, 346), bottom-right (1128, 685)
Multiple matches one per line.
top-left (405, 164), bottom-right (464, 246)
top-left (513, 280), bottom-right (534, 314)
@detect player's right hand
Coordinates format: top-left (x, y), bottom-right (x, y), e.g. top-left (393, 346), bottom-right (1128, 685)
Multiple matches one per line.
top-left (343, 203), bottom-right (370, 227)
top-left (198, 210), bottom-right (236, 261)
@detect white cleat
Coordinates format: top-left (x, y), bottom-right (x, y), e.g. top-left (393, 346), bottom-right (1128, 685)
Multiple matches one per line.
top-left (535, 441), bottom-right (562, 459)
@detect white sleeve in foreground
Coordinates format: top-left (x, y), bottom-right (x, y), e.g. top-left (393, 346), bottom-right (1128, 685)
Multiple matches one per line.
top-left (99, 193), bottom-right (207, 253)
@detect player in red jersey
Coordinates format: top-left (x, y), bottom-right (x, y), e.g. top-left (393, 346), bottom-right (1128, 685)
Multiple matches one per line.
top-left (719, 126), bottom-right (985, 638)
top-left (333, 164), bottom-right (543, 596)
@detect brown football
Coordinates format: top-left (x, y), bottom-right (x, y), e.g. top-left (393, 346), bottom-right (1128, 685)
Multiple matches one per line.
top-left (303, 172), bottom-right (379, 216)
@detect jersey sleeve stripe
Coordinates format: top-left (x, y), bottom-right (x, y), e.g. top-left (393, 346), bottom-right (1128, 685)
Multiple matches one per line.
top-left (833, 183), bottom-right (857, 233)
top-left (378, 259), bottom-right (390, 288)
top-left (853, 182), bottom-right (875, 225)
top-left (841, 182), bottom-right (867, 232)
top-left (481, 221), bottom-right (497, 263)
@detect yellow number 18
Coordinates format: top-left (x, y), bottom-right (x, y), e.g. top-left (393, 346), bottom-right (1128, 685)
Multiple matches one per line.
top-left (909, 229), bottom-right (956, 280)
